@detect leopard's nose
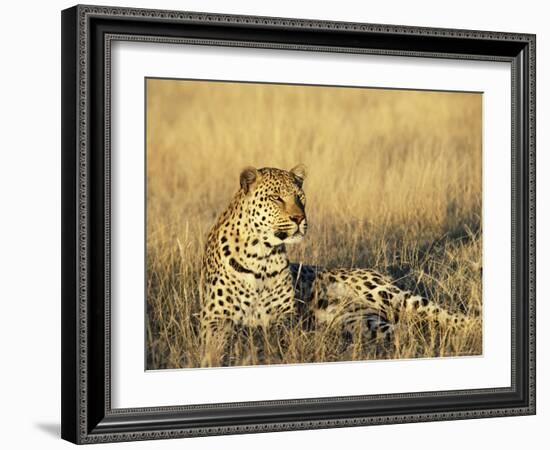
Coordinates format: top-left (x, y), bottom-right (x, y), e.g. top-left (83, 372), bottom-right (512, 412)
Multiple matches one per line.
top-left (290, 214), bottom-right (305, 225)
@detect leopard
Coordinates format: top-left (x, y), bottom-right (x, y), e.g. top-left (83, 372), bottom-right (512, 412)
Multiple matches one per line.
top-left (199, 165), bottom-right (479, 366)
top-left (199, 165), bottom-right (307, 365)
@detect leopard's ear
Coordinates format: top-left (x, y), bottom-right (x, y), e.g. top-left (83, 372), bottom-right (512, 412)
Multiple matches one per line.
top-left (290, 164), bottom-right (307, 185)
top-left (240, 167), bottom-right (259, 194)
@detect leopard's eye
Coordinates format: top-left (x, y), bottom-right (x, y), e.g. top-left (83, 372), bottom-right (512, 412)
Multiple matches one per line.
top-left (272, 195), bottom-right (284, 204)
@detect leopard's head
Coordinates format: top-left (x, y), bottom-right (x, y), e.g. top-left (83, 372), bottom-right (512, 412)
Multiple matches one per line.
top-left (239, 165), bottom-right (307, 245)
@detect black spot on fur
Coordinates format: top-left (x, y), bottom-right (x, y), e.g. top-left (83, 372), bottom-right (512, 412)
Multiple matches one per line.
top-left (317, 298), bottom-right (329, 309)
top-left (364, 281), bottom-right (377, 290)
top-left (229, 257), bottom-right (254, 275)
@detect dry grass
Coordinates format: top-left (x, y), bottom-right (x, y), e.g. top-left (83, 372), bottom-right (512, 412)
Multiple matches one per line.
top-left (146, 79), bottom-right (482, 369)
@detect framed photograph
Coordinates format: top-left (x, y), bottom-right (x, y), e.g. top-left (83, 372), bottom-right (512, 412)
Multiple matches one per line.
top-left (61, 4), bottom-right (536, 444)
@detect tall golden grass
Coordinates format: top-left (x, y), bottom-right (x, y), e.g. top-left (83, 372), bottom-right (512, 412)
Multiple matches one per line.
top-left (146, 79), bottom-right (482, 369)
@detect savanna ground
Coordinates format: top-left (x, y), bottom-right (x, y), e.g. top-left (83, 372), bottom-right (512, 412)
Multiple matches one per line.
top-left (146, 79), bottom-right (482, 369)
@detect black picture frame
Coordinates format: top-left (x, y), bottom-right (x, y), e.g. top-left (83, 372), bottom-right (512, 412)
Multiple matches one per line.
top-left (61, 4), bottom-right (536, 444)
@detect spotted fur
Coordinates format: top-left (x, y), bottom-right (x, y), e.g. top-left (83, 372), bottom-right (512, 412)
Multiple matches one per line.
top-left (291, 265), bottom-right (476, 342)
top-left (199, 166), bottom-right (477, 365)
top-left (199, 165), bottom-right (307, 365)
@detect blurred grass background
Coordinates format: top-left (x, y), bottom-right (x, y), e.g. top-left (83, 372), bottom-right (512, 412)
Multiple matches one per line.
top-left (146, 79), bottom-right (482, 369)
